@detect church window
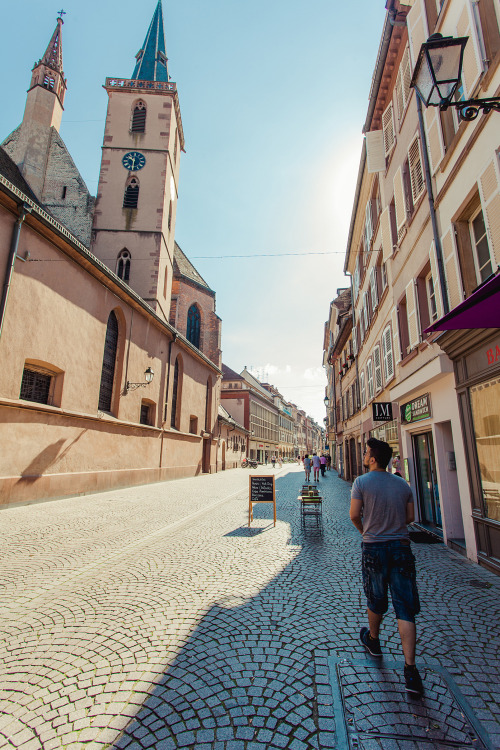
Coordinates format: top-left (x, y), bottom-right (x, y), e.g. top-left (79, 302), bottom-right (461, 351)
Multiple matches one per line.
top-left (20, 367), bottom-right (52, 405)
top-left (123, 178), bottom-right (139, 209)
top-left (186, 304), bottom-right (201, 349)
top-left (170, 356), bottom-right (183, 429)
top-left (163, 266), bottom-right (168, 298)
top-left (168, 201), bottom-right (172, 230)
top-left (98, 311), bottom-right (119, 412)
top-left (117, 249), bottom-right (131, 282)
top-left (61, 186), bottom-right (67, 200)
top-left (43, 74), bottom-right (55, 90)
top-left (131, 101), bottom-right (147, 133)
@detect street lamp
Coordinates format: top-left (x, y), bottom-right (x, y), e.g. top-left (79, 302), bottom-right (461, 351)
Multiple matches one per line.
top-left (324, 395), bottom-right (330, 408)
top-left (410, 33), bottom-right (500, 121)
top-left (126, 366), bottom-right (154, 391)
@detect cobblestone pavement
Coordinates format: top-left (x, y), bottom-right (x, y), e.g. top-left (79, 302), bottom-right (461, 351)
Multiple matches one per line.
top-left (1, 466), bottom-right (499, 750)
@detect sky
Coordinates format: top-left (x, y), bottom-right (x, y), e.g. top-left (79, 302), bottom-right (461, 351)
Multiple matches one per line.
top-left (0, 0), bottom-right (387, 424)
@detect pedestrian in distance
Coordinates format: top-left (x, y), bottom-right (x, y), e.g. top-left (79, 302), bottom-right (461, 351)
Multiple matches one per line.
top-left (278, 455), bottom-right (283, 468)
top-left (326, 454), bottom-right (332, 471)
top-left (349, 437), bottom-right (423, 697)
top-left (392, 454), bottom-right (403, 478)
top-left (303, 454), bottom-right (312, 482)
top-left (320, 453), bottom-right (327, 477)
top-left (271, 454), bottom-right (276, 469)
top-left (312, 452), bottom-right (321, 482)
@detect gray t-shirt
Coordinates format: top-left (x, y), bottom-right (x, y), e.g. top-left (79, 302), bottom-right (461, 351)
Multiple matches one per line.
top-left (351, 471), bottom-right (414, 542)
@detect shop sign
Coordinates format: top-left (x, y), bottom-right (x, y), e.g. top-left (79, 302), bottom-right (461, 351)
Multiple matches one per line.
top-left (372, 402), bottom-right (393, 422)
top-left (401, 394), bottom-right (431, 424)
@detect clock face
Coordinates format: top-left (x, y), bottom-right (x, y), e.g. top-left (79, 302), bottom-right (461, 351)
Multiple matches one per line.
top-left (122, 151), bottom-right (146, 171)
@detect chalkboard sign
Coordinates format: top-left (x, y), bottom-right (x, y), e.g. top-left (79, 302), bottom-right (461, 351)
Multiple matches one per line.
top-left (249, 475), bottom-right (276, 527)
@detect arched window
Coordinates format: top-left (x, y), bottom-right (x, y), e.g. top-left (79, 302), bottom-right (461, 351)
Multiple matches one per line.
top-left (123, 178), bottom-right (139, 209)
top-left (117, 249), bottom-right (131, 282)
top-left (131, 101), bottom-right (146, 133)
top-left (43, 74), bottom-right (55, 90)
top-left (186, 304), bottom-right (201, 349)
top-left (98, 311), bottom-right (119, 412)
top-left (170, 356), bottom-right (182, 429)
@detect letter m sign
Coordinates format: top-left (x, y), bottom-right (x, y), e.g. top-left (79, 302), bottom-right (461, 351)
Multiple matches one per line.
top-left (372, 402), bottom-right (393, 422)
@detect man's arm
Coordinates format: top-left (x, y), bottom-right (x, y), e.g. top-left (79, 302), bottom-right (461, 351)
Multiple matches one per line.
top-left (406, 500), bottom-right (415, 524)
top-left (350, 496), bottom-right (364, 534)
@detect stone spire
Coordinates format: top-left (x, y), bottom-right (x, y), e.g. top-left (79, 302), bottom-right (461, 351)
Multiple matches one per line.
top-left (29, 15), bottom-right (67, 107)
top-left (131, 1), bottom-right (169, 83)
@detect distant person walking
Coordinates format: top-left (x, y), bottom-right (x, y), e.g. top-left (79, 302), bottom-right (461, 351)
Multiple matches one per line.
top-left (326, 454), bottom-right (332, 471)
top-left (278, 455), bottom-right (283, 468)
top-left (312, 453), bottom-right (321, 482)
top-left (349, 437), bottom-right (423, 697)
top-left (271, 454), bottom-right (276, 469)
top-left (320, 454), bottom-right (327, 477)
top-left (303, 455), bottom-right (312, 482)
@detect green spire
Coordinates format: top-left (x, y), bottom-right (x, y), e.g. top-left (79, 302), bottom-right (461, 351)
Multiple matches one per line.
top-left (132, 1), bottom-right (169, 83)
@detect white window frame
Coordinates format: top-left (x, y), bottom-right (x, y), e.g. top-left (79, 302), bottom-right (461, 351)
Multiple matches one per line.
top-left (370, 267), bottom-right (378, 311)
top-left (364, 201), bottom-right (374, 249)
top-left (360, 371), bottom-right (366, 408)
top-left (382, 102), bottom-right (396, 156)
top-left (373, 344), bottom-right (383, 394)
top-left (425, 270), bottom-right (438, 323)
top-left (408, 136), bottom-right (425, 205)
top-left (381, 261), bottom-right (388, 291)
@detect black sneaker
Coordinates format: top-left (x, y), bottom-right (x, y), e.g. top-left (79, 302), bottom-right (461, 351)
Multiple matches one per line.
top-left (360, 627), bottom-right (382, 656)
top-left (404, 665), bottom-right (423, 696)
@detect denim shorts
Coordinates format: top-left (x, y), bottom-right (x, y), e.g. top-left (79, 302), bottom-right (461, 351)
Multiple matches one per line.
top-left (361, 540), bottom-right (420, 623)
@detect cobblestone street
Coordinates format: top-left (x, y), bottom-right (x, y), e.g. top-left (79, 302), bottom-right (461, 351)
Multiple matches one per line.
top-left (1, 466), bottom-right (499, 750)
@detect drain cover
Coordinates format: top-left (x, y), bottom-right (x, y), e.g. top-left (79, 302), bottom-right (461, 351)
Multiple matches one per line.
top-left (328, 656), bottom-right (491, 750)
top-left (467, 579), bottom-right (492, 589)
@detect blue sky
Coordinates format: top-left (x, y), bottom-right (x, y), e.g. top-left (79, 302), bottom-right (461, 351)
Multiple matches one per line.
top-left (0, 0), bottom-right (387, 424)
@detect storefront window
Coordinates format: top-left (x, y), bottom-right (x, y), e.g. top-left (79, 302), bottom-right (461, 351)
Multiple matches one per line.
top-left (370, 419), bottom-right (399, 448)
top-left (470, 377), bottom-right (500, 522)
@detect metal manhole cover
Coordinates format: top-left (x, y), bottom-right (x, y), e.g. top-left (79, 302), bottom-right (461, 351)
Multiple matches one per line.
top-left (467, 579), bottom-right (492, 589)
top-left (328, 656), bottom-right (492, 750)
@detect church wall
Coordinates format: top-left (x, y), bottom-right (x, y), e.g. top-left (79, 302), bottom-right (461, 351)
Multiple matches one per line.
top-left (174, 278), bottom-right (221, 367)
top-left (0, 201), bottom-right (221, 506)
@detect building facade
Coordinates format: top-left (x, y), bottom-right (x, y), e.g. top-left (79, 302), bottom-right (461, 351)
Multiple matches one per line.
top-left (324, 0), bottom-right (500, 573)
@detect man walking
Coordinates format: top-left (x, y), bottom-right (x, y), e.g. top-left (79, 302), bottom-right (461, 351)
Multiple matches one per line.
top-left (349, 437), bottom-right (423, 696)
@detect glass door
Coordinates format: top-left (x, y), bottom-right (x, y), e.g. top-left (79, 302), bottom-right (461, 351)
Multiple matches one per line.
top-left (412, 432), bottom-right (442, 529)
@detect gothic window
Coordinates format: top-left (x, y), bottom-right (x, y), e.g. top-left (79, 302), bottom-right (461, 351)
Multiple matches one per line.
top-left (123, 178), bottom-right (139, 209)
top-left (98, 311), bottom-right (119, 412)
top-left (170, 356), bottom-right (182, 429)
top-left (131, 101), bottom-right (147, 133)
top-left (117, 249), bottom-right (131, 282)
top-left (168, 201), bottom-right (172, 231)
top-left (43, 74), bottom-right (55, 90)
top-left (186, 304), bottom-right (201, 349)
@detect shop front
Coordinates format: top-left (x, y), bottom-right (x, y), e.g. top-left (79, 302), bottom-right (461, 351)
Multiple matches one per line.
top-left (390, 354), bottom-right (470, 555)
top-left (436, 328), bottom-right (500, 575)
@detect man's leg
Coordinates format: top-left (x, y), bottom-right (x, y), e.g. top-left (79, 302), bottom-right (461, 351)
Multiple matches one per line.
top-left (397, 619), bottom-right (416, 665)
top-left (368, 608), bottom-right (383, 639)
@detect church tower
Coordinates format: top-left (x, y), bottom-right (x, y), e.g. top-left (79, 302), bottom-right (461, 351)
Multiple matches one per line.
top-left (91, 1), bottom-right (184, 321)
top-left (2, 15), bottom-right (66, 197)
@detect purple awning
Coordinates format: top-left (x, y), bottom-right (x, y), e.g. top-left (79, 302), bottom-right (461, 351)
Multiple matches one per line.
top-left (425, 272), bottom-right (500, 332)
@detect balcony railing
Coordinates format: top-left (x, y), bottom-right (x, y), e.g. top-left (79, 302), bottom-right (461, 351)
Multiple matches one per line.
top-left (105, 78), bottom-right (177, 92)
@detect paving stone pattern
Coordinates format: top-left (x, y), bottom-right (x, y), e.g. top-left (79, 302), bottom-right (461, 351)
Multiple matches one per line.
top-left (0, 466), bottom-right (499, 750)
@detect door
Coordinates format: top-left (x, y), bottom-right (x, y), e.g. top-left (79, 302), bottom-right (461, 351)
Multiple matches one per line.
top-left (412, 431), bottom-right (442, 528)
top-left (203, 438), bottom-right (211, 473)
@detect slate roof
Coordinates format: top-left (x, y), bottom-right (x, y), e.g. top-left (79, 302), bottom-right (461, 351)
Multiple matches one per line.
top-left (222, 364), bottom-right (244, 381)
top-left (131, 0), bottom-right (169, 83)
top-left (173, 242), bottom-right (213, 293)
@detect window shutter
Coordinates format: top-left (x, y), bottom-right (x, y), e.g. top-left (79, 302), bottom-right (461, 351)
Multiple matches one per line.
top-left (366, 130), bottom-right (386, 173)
top-left (380, 206), bottom-right (393, 262)
top-left (423, 105), bottom-right (445, 175)
top-left (395, 68), bottom-right (404, 123)
top-left (370, 267), bottom-right (378, 311)
top-left (382, 103), bottom-right (396, 156)
top-left (478, 158), bottom-right (500, 268)
top-left (401, 47), bottom-right (412, 111)
top-left (363, 292), bottom-right (369, 330)
top-left (360, 304), bottom-right (365, 341)
top-left (373, 345), bottom-right (383, 393)
top-left (352, 326), bottom-right (358, 357)
top-left (407, 0), bottom-right (429, 70)
top-left (442, 229), bottom-right (464, 311)
top-left (406, 280), bottom-right (420, 350)
top-left (364, 201), bottom-right (374, 249)
top-left (393, 167), bottom-right (407, 239)
top-left (429, 241), bottom-right (444, 319)
top-left (457, 1), bottom-right (485, 98)
top-left (408, 137), bottom-right (425, 203)
top-left (353, 267), bottom-right (360, 301)
top-left (391, 307), bottom-right (401, 366)
top-left (367, 359), bottom-right (374, 401)
top-left (382, 324), bottom-right (395, 381)
top-left (360, 371), bottom-right (366, 408)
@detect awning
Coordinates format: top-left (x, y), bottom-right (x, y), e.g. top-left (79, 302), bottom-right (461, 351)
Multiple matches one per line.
top-left (425, 272), bottom-right (500, 332)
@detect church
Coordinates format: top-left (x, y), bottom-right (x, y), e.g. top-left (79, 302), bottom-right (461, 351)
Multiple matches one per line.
top-left (0, 3), bottom-right (223, 504)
